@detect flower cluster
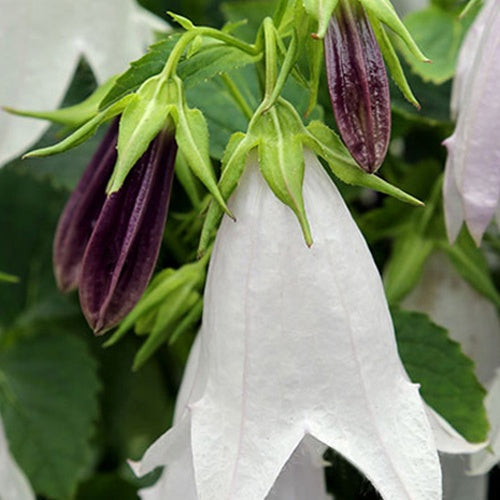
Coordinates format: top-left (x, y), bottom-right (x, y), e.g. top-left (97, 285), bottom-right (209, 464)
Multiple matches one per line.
top-left (54, 121), bottom-right (177, 333)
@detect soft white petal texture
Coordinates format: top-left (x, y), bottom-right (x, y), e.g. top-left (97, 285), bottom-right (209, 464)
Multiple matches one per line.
top-left (0, 414), bottom-right (35, 500)
top-left (441, 454), bottom-right (487, 500)
top-left (470, 369), bottom-right (500, 475)
top-left (426, 407), bottom-right (486, 455)
top-left (0, 0), bottom-right (168, 167)
top-left (137, 150), bottom-right (441, 500)
top-left (443, 0), bottom-right (500, 244)
top-left (138, 335), bottom-right (332, 500)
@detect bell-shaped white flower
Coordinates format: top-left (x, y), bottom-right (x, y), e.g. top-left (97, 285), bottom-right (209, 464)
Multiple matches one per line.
top-left (0, 414), bottom-right (35, 500)
top-left (135, 150), bottom-right (443, 499)
top-left (403, 252), bottom-right (500, 499)
top-left (136, 335), bottom-right (332, 500)
top-left (0, 0), bottom-right (167, 167)
top-left (443, 0), bottom-right (500, 245)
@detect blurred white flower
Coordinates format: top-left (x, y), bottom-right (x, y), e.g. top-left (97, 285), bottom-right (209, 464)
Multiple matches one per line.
top-left (0, 414), bottom-right (34, 500)
top-left (403, 252), bottom-right (500, 499)
top-left (134, 150), bottom-right (443, 499)
top-left (0, 0), bottom-right (168, 167)
top-left (443, 0), bottom-right (500, 245)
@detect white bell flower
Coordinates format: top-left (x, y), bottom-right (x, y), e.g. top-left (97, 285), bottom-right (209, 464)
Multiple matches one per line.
top-left (403, 252), bottom-right (500, 499)
top-left (443, 0), bottom-right (500, 245)
top-left (0, 0), bottom-right (168, 167)
top-left (134, 150), bottom-right (443, 499)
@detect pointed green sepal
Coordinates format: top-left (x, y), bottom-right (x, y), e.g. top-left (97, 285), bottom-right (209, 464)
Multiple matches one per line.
top-left (368, 13), bottom-right (419, 108)
top-left (132, 288), bottom-right (200, 370)
top-left (107, 75), bottom-right (174, 193)
top-left (24, 95), bottom-right (135, 158)
top-left (168, 11), bottom-right (196, 31)
top-left (198, 132), bottom-right (256, 256)
top-left (303, 0), bottom-right (340, 38)
top-left (359, 0), bottom-right (429, 62)
top-left (171, 77), bottom-right (231, 216)
top-left (253, 102), bottom-right (312, 245)
top-left (104, 261), bottom-right (205, 348)
top-left (0, 271), bottom-right (19, 284)
top-left (4, 76), bottom-right (118, 128)
top-left (303, 121), bottom-right (424, 206)
top-left (175, 149), bottom-right (203, 208)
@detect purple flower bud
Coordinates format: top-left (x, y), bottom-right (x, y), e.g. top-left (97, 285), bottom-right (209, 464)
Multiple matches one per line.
top-left (78, 131), bottom-right (177, 334)
top-left (324, 0), bottom-right (391, 173)
top-left (53, 120), bottom-right (119, 292)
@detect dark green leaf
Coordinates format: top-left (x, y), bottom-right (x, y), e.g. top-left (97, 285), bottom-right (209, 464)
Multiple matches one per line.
top-left (394, 309), bottom-right (489, 443)
top-left (0, 334), bottom-right (100, 499)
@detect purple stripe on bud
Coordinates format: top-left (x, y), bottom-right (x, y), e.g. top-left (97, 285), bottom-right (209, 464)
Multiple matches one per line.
top-left (324, 0), bottom-right (391, 173)
top-left (53, 120), bottom-right (119, 292)
top-left (78, 132), bottom-right (177, 335)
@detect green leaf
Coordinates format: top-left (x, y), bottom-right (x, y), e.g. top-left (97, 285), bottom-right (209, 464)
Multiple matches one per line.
top-left (302, 0), bottom-right (340, 38)
top-left (108, 76), bottom-right (174, 193)
top-left (24, 95), bottom-right (135, 159)
top-left (185, 67), bottom-right (255, 159)
top-left (360, 0), bottom-right (429, 62)
top-left (438, 229), bottom-right (500, 309)
top-left (383, 231), bottom-right (434, 304)
top-left (304, 121), bottom-right (424, 206)
top-left (220, 1), bottom-right (276, 42)
top-left (396, 5), bottom-right (467, 84)
top-left (99, 35), bottom-right (181, 110)
top-left (394, 309), bottom-right (489, 443)
top-left (389, 59), bottom-right (452, 125)
top-left (0, 333), bottom-right (99, 499)
top-left (178, 43), bottom-right (262, 89)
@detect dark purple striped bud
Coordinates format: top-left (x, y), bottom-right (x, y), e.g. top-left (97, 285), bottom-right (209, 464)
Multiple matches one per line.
top-left (78, 132), bottom-right (177, 335)
top-left (53, 120), bottom-right (119, 292)
top-left (324, 0), bottom-right (391, 173)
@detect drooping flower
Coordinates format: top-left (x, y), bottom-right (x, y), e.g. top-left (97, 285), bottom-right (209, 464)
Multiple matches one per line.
top-left (443, 0), bottom-right (500, 245)
top-left (53, 122), bottom-right (177, 334)
top-left (134, 150), bottom-right (443, 499)
top-left (136, 335), bottom-right (332, 500)
top-left (403, 252), bottom-right (500, 499)
top-left (0, 0), bottom-right (168, 167)
top-left (324, 0), bottom-right (391, 173)
top-left (0, 414), bottom-right (35, 500)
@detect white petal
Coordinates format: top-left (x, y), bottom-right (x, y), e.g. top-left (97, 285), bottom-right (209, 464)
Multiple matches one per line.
top-left (444, 0), bottom-right (500, 244)
top-left (0, 0), bottom-right (168, 167)
top-left (426, 407), bottom-right (486, 455)
top-left (441, 454), bottom-right (487, 500)
top-left (443, 138), bottom-right (465, 243)
top-left (266, 436), bottom-right (331, 500)
top-left (139, 336), bottom-right (332, 499)
top-left (402, 252), bottom-right (500, 387)
top-left (470, 369), bottom-right (500, 475)
top-left (0, 415), bottom-right (35, 500)
top-left (185, 150), bottom-right (440, 499)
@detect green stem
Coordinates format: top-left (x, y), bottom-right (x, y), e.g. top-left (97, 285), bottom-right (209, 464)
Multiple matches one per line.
top-left (220, 74), bottom-right (254, 121)
top-left (263, 18), bottom-right (278, 103)
top-left (161, 27), bottom-right (259, 80)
